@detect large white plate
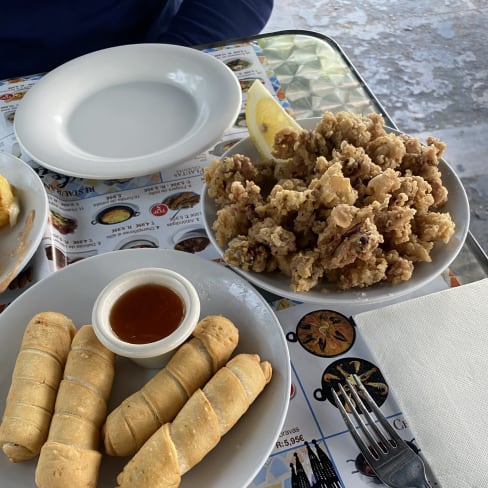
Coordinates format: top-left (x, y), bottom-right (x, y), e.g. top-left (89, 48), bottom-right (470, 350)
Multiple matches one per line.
top-left (0, 249), bottom-right (290, 488)
top-left (0, 152), bottom-right (48, 293)
top-left (202, 118), bottom-right (470, 305)
top-left (14, 44), bottom-right (242, 179)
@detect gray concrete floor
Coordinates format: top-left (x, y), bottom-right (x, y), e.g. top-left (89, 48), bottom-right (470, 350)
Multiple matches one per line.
top-left (264, 0), bottom-right (488, 253)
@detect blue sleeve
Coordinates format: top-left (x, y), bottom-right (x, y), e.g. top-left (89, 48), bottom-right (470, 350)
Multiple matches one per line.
top-left (146, 0), bottom-right (274, 46)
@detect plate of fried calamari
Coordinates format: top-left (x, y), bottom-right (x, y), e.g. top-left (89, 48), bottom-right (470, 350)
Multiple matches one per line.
top-left (0, 249), bottom-right (290, 488)
top-left (202, 112), bottom-right (470, 304)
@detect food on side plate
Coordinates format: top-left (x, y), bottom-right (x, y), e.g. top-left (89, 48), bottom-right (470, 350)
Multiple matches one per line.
top-left (115, 353), bottom-right (272, 488)
top-left (204, 111), bottom-right (456, 291)
top-left (0, 312), bottom-right (76, 463)
top-left (0, 172), bottom-right (20, 228)
top-left (35, 325), bottom-right (115, 488)
top-left (103, 315), bottom-right (239, 457)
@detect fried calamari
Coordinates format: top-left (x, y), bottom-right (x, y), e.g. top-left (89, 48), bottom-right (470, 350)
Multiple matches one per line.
top-left (204, 112), bottom-right (455, 291)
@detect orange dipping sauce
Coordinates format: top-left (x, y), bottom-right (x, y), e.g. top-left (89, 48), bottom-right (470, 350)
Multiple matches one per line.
top-left (109, 283), bottom-right (184, 344)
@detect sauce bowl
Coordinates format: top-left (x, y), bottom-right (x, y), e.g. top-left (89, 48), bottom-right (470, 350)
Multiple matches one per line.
top-left (92, 267), bottom-right (200, 368)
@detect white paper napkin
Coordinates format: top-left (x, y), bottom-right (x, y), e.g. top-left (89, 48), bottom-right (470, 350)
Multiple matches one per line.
top-left (353, 278), bottom-right (488, 488)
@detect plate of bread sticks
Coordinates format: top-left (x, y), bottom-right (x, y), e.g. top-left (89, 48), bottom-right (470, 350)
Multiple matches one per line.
top-left (0, 248), bottom-right (291, 488)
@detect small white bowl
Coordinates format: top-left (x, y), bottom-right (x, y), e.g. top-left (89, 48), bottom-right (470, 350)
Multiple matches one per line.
top-left (92, 267), bottom-right (200, 368)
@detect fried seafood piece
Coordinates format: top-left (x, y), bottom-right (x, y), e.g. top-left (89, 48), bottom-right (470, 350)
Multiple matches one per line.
top-left (329, 143), bottom-right (382, 198)
top-left (273, 125), bottom-right (330, 179)
top-left (384, 250), bottom-right (414, 284)
top-left (425, 136), bottom-right (446, 158)
top-left (293, 193), bottom-right (322, 238)
top-left (248, 218), bottom-right (297, 257)
top-left (414, 211), bottom-right (455, 243)
top-left (290, 250), bottom-right (325, 292)
top-left (257, 182), bottom-right (311, 226)
top-left (364, 168), bottom-right (401, 204)
top-left (395, 236), bottom-right (434, 263)
top-left (398, 136), bottom-right (448, 207)
top-left (212, 204), bottom-right (252, 247)
top-left (211, 180), bottom-right (262, 247)
top-left (309, 162), bottom-right (358, 208)
top-left (374, 206), bottom-right (416, 246)
top-left (224, 236), bottom-right (278, 273)
top-left (418, 165), bottom-right (448, 208)
top-left (366, 132), bottom-right (406, 170)
top-left (402, 134), bottom-right (446, 163)
top-left (204, 154), bottom-right (258, 205)
top-left (329, 252), bottom-right (389, 290)
top-left (391, 173), bottom-right (434, 213)
top-left (315, 111), bottom-right (386, 149)
top-left (227, 179), bottom-right (263, 206)
top-left (317, 216), bottom-right (384, 270)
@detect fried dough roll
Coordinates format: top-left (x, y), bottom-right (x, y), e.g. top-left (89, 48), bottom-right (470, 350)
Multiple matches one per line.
top-left (103, 315), bottom-right (239, 456)
top-left (0, 312), bottom-right (76, 462)
top-left (35, 325), bottom-right (115, 488)
top-left (116, 353), bottom-right (272, 488)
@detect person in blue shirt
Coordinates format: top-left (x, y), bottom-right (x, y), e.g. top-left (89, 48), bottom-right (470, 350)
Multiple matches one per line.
top-left (0, 0), bottom-right (273, 79)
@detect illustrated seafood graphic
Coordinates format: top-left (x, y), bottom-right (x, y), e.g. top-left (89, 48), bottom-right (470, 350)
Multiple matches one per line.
top-left (314, 357), bottom-right (389, 410)
top-left (287, 310), bottom-right (355, 358)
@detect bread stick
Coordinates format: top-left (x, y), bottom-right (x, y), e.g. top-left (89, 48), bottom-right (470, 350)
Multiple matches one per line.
top-left (116, 353), bottom-right (272, 488)
top-left (35, 324), bottom-right (115, 488)
top-left (0, 311), bottom-right (76, 462)
top-left (103, 314), bottom-right (239, 456)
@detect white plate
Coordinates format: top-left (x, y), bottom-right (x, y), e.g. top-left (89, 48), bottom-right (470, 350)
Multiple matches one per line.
top-left (0, 152), bottom-right (48, 293)
top-left (202, 118), bottom-right (470, 305)
top-left (14, 44), bottom-right (242, 179)
top-left (0, 249), bottom-right (290, 488)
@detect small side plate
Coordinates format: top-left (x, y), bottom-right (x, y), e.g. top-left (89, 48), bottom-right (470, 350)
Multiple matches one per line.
top-left (0, 152), bottom-right (48, 293)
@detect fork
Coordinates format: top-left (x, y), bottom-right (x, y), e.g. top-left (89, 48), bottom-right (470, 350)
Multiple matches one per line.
top-left (331, 374), bottom-right (431, 488)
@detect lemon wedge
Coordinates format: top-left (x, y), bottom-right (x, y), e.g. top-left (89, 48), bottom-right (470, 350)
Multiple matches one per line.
top-left (245, 80), bottom-right (301, 160)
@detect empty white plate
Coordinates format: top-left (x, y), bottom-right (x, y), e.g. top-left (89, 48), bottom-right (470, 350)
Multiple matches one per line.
top-left (14, 44), bottom-right (242, 179)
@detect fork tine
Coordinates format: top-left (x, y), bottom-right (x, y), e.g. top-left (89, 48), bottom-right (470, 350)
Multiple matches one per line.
top-left (332, 384), bottom-right (379, 468)
top-left (352, 374), bottom-right (404, 446)
top-left (347, 376), bottom-right (391, 452)
top-left (338, 381), bottom-right (386, 459)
